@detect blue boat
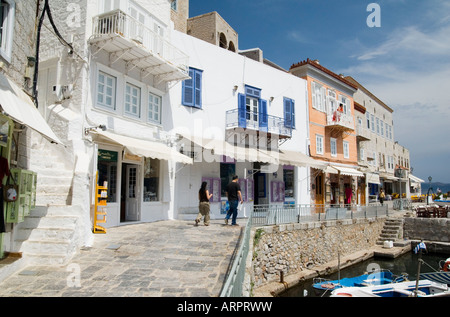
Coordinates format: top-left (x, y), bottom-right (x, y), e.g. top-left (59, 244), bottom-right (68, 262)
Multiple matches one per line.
top-left (313, 270), bottom-right (408, 295)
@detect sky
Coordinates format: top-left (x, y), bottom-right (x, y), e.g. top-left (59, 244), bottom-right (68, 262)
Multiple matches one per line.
top-left (189, 0), bottom-right (450, 183)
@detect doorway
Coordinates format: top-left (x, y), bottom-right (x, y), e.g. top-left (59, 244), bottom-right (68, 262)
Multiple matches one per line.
top-left (121, 163), bottom-right (141, 222)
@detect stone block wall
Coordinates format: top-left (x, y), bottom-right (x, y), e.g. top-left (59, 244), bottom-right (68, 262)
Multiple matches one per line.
top-left (252, 218), bottom-right (385, 287)
top-left (404, 218), bottom-right (450, 243)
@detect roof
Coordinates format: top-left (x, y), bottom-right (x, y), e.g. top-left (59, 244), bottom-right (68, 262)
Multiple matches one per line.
top-left (290, 58), bottom-right (358, 90)
top-left (345, 76), bottom-right (394, 113)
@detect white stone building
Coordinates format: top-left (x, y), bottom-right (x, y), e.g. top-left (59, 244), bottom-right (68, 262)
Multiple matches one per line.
top-left (169, 30), bottom-right (320, 220)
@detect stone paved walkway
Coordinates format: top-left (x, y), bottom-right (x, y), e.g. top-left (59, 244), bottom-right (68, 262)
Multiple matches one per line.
top-left (0, 219), bottom-right (244, 297)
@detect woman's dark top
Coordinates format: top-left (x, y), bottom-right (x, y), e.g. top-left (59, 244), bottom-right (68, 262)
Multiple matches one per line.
top-left (199, 189), bottom-right (209, 203)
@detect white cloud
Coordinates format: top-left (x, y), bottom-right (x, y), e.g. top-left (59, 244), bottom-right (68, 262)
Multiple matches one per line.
top-left (339, 11), bottom-right (450, 182)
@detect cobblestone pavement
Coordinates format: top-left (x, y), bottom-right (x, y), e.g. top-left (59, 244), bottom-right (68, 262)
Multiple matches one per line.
top-left (0, 219), bottom-right (244, 297)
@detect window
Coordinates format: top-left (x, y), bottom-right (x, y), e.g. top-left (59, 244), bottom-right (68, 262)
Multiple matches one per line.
top-left (144, 158), bottom-right (160, 201)
top-left (125, 83), bottom-right (141, 118)
top-left (380, 119), bottom-right (384, 137)
top-left (97, 71), bottom-right (116, 110)
top-left (366, 112), bottom-right (371, 129)
top-left (370, 114), bottom-right (375, 132)
top-left (182, 67), bottom-right (203, 108)
top-left (316, 134), bottom-right (324, 155)
top-left (102, 0), bottom-right (120, 13)
top-left (0, 0), bottom-right (14, 62)
top-left (98, 150), bottom-right (118, 203)
top-left (246, 96), bottom-right (258, 124)
top-left (148, 92), bottom-right (161, 124)
top-left (283, 168), bottom-right (294, 199)
top-left (328, 89), bottom-right (337, 113)
top-left (376, 117), bottom-right (380, 135)
top-left (340, 95), bottom-right (350, 114)
top-left (171, 0), bottom-right (177, 11)
top-left (284, 97), bottom-right (295, 128)
top-left (311, 81), bottom-right (326, 112)
top-left (238, 85), bottom-right (267, 130)
top-left (343, 141), bottom-right (349, 159)
top-left (330, 138), bottom-right (337, 157)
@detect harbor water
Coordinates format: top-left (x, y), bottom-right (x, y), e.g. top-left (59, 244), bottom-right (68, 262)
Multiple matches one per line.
top-left (280, 252), bottom-right (447, 297)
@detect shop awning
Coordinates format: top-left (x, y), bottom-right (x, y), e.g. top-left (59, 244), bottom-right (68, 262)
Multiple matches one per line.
top-left (92, 130), bottom-right (193, 165)
top-left (0, 73), bottom-right (62, 144)
top-left (366, 172), bottom-right (381, 185)
top-left (331, 166), bottom-right (364, 177)
top-left (180, 136), bottom-right (278, 164)
top-left (278, 149), bottom-right (326, 170)
top-left (379, 172), bottom-right (399, 182)
top-left (409, 174), bottom-right (424, 183)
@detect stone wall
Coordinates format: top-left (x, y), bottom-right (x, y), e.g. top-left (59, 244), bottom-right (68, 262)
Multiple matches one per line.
top-left (404, 218), bottom-right (450, 243)
top-left (251, 218), bottom-right (386, 288)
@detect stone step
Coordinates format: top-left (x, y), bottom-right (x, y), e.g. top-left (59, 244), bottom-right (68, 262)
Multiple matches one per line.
top-left (13, 206), bottom-right (80, 266)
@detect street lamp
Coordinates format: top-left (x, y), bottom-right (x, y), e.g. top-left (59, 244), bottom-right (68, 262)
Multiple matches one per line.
top-left (427, 176), bottom-right (433, 205)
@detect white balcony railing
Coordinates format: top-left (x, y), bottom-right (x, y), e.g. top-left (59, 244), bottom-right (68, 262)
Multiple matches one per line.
top-left (91, 10), bottom-right (189, 79)
top-left (326, 110), bottom-right (355, 131)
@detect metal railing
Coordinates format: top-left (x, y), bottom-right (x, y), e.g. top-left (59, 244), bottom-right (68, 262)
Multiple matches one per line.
top-left (220, 210), bottom-right (253, 297)
top-left (252, 204), bottom-right (389, 227)
top-left (91, 9), bottom-right (189, 75)
top-left (226, 109), bottom-right (293, 138)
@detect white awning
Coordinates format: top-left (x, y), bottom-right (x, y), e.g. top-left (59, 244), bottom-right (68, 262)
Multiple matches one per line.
top-left (379, 172), bottom-right (399, 182)
top-left (181, 136), bottom-right (278, 164)
top-left (92, 130), bottom-right (193, 165)
top-left (278, 150), bottom-right (326, 170)
top-left (409, 174), bottom-right (424, 183)
top-left (0, 73), bottom-right (62, 144)
top-left (366, 172), bottom-right (381, 185)
top-left (332, 166), bottom-right (364, 177)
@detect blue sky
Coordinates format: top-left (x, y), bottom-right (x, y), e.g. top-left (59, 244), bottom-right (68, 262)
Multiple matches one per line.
top-left (190, 0), bottom-right (450, 183)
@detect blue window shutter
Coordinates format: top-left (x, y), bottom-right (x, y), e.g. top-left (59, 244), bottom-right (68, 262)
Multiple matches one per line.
top-left (182, 69), bottom-right (194, 106)
top-left (284, 98), bottom-right (295, 128)
top-left (259, 99), bottom-right (268, 130)
top-left (194, 70), bottom-right (202, 108)
top-left (291, 99), bottom-right (295, 128)
top-left (238, 93), bottom-right (246, 128)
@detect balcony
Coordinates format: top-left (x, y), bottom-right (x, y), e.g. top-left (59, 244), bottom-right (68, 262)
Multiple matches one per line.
top-left (226, 109), bottom-right (292, 139)
top-left (356, 125), bottom-right (371, 141)
top-left (326, 110), bottom-right (355, 132)
top-left (89, 10), bottom-right (189, 83)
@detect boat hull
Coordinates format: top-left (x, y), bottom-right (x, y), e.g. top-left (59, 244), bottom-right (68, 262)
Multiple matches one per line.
top-left (330, 280), bottom-right (450, 297)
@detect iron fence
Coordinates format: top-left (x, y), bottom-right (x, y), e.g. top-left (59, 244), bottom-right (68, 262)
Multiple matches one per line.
top-left (252, 204), bottom-right (389, 227)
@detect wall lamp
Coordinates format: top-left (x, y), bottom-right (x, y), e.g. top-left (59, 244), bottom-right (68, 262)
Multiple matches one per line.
top-left (84, 124), bottom-right (107, 136)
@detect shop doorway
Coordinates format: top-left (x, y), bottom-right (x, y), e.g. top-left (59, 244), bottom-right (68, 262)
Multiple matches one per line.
top-left (121, 163), bottom-right (141, 222)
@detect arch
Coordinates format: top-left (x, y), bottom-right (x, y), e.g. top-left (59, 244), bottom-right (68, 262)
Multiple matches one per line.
top-left (228, 41), bottom-right (236, 52)
top-left (219, 33), bottom-right (227, 49)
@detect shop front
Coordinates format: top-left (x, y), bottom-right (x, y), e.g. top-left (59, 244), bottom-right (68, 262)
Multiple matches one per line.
top-left (92, 130), bottom-right (193, 228)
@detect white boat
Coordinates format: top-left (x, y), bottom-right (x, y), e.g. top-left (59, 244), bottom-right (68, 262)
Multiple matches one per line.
top-left (330, 280), bottom-right (450, 297)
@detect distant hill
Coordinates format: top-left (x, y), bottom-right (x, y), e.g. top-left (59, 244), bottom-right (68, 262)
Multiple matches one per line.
top-left (421, 182), bottom-right (450, 195)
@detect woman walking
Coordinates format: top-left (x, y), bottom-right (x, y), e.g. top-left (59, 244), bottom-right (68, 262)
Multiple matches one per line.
top-left (196, 181), bottom-right (213, 226)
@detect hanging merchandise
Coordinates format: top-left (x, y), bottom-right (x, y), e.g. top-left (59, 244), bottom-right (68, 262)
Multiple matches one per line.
top-left (3, 175), bottom-right (17, 202)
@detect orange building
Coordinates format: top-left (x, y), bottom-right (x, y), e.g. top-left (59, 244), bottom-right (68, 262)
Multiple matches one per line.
top-left (290, 59), bottom-right (363, 206)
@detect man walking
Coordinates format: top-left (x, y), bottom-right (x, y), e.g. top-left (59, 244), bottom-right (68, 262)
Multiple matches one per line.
top-left (225, 175), bottom-right (243, 226)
